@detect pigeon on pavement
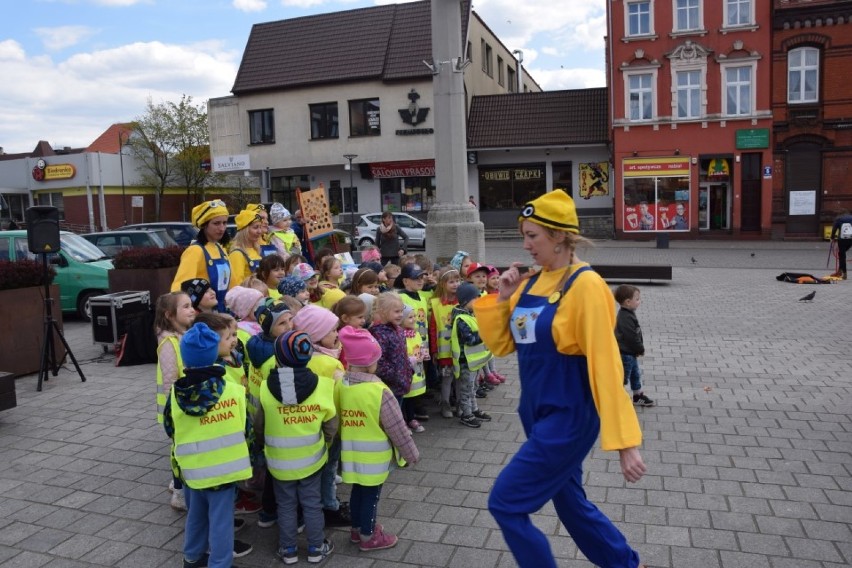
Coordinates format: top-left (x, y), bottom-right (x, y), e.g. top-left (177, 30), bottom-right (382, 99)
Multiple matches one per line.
top-left (690, 257), bottom-right (697, 264)
top-left (798, 291), bottom-right (816, 302)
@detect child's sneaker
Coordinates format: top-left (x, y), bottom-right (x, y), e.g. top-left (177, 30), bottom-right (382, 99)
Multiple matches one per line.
top-left (277, 546), bottom-right (298, 565)
top-left (493, 372), bottom-right (507, 383)
top-left (233, 539), bottom-right (253, 558)
top-left (413, 410), bottom-right (430, 421)
top-left (350, 523), bottom-right (382, 543)
top-left (170, 488), bottom-right (187, 511)
top-left (440, 402), bottom-right (453, 418)
top-left (234, 518), bottom-right (246, 532)
top-left (183, 553), bottom-right (208, 568)
top-left (475, 386), bottom-right (488, 398)
top-left (257, 510), bottom-right (277, 528)
top-left (358, 527), bottom-right (398, 551)
top-left (407, 419), bottom-right (425, 433)
top-left (633, 393), bottom-right (655, 407)
top-left (484, 373), bottom-right (501, 385)
top-left (307, 539), bottom-right (334, 563)
top-left (472, 410), bottom-right (492, 422)
top-left (234, 496), bottom-right (261, 515)
top-left (168, 479), bottom-right (175, 493)
top-left (460, 414), bottom-right (481, 428)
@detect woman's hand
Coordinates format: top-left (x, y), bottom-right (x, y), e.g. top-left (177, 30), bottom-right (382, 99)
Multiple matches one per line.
top-left (619, 447), bottom-right (646, 483)
top-left (497, 262), bottom-right (533, 302)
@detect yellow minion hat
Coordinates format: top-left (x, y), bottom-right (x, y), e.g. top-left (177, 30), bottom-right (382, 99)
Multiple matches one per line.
top-left (518, 189), bottom-right (580, 234)
top-left (235, 209), bottom-right (262, 231)
top-left (191, 199), bottom-right (229, 228)
top-left (246, 203), bottom-right (265, 214)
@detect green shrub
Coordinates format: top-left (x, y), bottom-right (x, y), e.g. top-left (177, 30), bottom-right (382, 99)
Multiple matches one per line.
top-left (112, 246), bottom-right (184, 269)
top-left (0, 259), bottom-right (56, 290)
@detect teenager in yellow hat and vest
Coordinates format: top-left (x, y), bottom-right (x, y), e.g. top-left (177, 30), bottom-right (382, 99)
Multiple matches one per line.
top-left (163, 322), bottom-right (255, 568)
top-left (473, 189), bottom-right (648, 568)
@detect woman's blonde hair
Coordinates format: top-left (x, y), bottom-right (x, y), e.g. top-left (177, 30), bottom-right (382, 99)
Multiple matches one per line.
top-left (230, 217), bottom-right (262, 254)
top-left (433, 266), bottom-right (461, 301)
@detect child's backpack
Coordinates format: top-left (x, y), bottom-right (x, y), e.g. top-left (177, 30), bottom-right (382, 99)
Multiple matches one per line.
top-left (840, 222), bottom-right (852, 239)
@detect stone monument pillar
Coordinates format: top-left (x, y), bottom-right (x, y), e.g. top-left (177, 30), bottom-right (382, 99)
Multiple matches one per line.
top-left (426, 0), bottom-right (485, 264)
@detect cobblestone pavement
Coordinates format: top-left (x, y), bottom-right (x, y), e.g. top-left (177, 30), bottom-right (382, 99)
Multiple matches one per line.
top-left (1, 239), bottom-right (849, 568)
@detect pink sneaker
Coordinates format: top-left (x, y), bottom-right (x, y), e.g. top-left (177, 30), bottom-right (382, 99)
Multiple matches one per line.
top-left (350, 523), bottom-right (382, 543)
top-left (484, 373), bottom-right (501, 386)
top-left (358, 527), bottom-right (398, 551)
top-left (493, 372), bottom-right (507, 383)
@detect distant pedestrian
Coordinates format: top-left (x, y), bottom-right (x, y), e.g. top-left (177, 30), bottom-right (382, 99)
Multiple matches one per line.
top-left (468, 195), bottom-right (477, 208)
top-left (830, 209), bottom-right (852, 279)
top-left (614, 285), bottom-right (654, 407)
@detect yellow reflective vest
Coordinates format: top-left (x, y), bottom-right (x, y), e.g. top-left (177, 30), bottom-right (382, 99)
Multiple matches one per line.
top-left (171, 381), bottom-right (252, 489)
top-left (248, 354), bottom-right (276, 418)
top-left (429, 297), bottom-right (455, 360)
top-left (271, 230), bottom-right (301, 256)
top-left (261, 369), bottom-right (335, 481)
top-left (307, 353), bottom-right (344, 382)
top-left (400, 290), bottom-right (432, 343)
top-left (338, 380), bottom-right (402, 486)
top-left (156, 336), bottom-right (182, 424)
top-left (404, 333), bottom-right (426, 398)
top-left (451, 312), bottom-right (493, 378)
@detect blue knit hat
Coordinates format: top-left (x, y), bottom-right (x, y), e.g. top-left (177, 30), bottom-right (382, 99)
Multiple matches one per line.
top-left (277, 276), bottom-right (306, 298)
top-left (274, 331), bottom-right (313, 368)
top-left (456, 282), bottom-right (480, 307)
top-left (180, 322), bottom-right (220, 368)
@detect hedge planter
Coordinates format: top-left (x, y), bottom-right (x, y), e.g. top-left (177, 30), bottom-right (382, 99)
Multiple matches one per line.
top-left (109, 266), bottom-right (178, 304)
top-left (0, 285), bottom-right (65, 377)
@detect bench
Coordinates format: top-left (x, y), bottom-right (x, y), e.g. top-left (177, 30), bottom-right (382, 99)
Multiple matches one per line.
top-left (591, 264), bottom-right (672, 282)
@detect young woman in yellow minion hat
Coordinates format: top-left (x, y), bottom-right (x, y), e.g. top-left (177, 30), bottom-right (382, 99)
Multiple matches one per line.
top-left (472, 189), bottom-right (650, 568)
top-left (228, 208), bottom-right (265, 286)
top-left (171, 199), bottom-right (232, 312)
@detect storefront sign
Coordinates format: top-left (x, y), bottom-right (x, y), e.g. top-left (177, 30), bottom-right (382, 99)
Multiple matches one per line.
top-left (707, 158), bottom-right (730, 179)
top-left (623, 157), bottom-right (690, 177)
top-left (369, 159), bottom-right (435, 179)
top-left (44, 164), bottom-right (76, 180)
top-left (212, 154), bottom-right (250, 172)
top-left (789, 190), bottom-right (816, 215)
top-left (514, 168), bottom-right (543, 181)
top-left (736, 128), bottom-right (769, 149)
top-left (483, 170), bottom-right (511, 182)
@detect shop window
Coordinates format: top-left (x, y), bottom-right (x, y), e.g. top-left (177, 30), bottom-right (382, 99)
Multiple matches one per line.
top-left (622, 158), bottom-right (690, 231)
top-left (349, 99), bottom-right (381, 137)
top-left (788, 47), bottom-right (819, 104)
top-left (249, 109), bottom-right (275, 144)
top-left (309, 102), bottom-right (339, 140)
top-left (552, 162), bottom-right (573, 197)
top-left (479, 165), bottom-right (546, 211)
top-left (380, 177), bottom-right (435, 212)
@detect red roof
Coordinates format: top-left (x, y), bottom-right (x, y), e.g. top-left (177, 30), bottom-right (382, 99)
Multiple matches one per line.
top-left (86, 123), bottom-right (133, 154)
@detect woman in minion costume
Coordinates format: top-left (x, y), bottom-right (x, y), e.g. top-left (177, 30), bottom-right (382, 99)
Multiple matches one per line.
top-left (172, 199), bottom-right (232, 313)
top-left (247, 203), bottom-right (280, 258)
top-left (472, 189), bottom-right (649, 568)
top-left (228, 208), bottom-right (265, 285)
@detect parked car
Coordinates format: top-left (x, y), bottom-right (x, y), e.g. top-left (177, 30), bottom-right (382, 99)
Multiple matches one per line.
top-left (354, 212), bottom-right (426, 249)
top-left (120, 222), bottom-right (198, 247)
top-left (81, 229), bottom-right (178, 258)
top-left (309, 228), bottom-right (354, 255)
top-left (0, 230), bottom-right (112, 319)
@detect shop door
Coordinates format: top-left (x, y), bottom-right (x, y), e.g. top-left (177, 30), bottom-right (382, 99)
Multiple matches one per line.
top-left (740, 153), bottom-right (761, 232)
top-left (785, 143), bottom-right (821, 234)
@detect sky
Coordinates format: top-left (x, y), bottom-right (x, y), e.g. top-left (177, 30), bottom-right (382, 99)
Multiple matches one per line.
top-left (0, 0), bottom-right (607, 155)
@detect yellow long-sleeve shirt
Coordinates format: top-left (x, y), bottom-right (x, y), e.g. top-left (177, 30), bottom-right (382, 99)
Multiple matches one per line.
top-left (473, 263), bottom-right (642, 451)
top-left (228, 247), bottom-right (263, 288)
top-left (171, 242), bottom-right (230, 292)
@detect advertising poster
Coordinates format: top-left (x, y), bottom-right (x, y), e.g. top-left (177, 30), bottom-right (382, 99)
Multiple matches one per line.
top-left (624, 201), bottom-right (657, 232)
top-left (579, 162), bottom-right (609, 199)
top-left (656, 201), bottom-right (689, 230)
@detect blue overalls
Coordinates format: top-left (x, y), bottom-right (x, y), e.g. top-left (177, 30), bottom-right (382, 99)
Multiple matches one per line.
top-left (199, 243), bottom-right (231, 313)
top-left (260, 242), bottom-right (278, 257)
top-left (488, 266), bottom-right (640, 568)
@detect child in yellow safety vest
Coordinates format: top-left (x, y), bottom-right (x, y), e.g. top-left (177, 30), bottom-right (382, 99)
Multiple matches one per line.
top-left (428, 267), bottom-right (461, 418)
top-left (337, 326), bottom-right (419, 552)
top-left (401, 305), bottom-right (427, 433)
top-left (163, 322), bottom-right (255, 568)
top-left (254, 331), bottom-right (337, 564)
top-left (194, 312), bottom-right (246, 389)
top-left (154, 291), bottom-right (196, 511)
top-left (451, 283), bottom-right (493, 429)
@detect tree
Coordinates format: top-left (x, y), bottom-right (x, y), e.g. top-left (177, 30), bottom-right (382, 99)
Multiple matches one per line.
top-left (129, 95), bottom-right (214, 220)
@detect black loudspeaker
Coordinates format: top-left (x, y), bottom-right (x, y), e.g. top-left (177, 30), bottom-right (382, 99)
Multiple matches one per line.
top-left (26, 206), bottom-right (61, 254)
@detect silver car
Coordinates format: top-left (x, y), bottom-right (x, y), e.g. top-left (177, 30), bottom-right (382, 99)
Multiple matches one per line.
top-left (354, 212), bottom-right (426, 249)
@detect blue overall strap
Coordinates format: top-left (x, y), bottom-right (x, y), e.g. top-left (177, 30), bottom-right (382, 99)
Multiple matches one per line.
top-left (198, 242), bottom-right (228, 264)
top-left (519, 265), bottom-right (592, 298)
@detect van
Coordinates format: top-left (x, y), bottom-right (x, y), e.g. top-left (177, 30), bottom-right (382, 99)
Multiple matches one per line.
top-left (0, 230), bottom-right (112, 319)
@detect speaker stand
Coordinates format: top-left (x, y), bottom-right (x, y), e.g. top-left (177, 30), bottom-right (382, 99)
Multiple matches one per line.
top-left (38, 254), bottom-right (86, 391)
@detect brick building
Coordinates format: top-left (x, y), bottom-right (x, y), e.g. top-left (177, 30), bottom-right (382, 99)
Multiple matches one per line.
top-left (771, 0), bottom-right (852, 238)
top-left (607, 0), bottom-right (774, 238)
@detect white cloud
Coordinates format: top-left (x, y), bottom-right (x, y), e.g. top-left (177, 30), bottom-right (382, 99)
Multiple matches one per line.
top-left (233, 0), bottom-right (267, 11)
top-left (34, 26), bottom-right (97, 51)
top-left (528, 66), bottom-right (606, 91)
top-left (0, 41), bottom-right (239, 153)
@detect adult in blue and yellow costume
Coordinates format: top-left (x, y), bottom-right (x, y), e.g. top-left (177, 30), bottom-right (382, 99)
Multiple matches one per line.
top-left (172, 200), bottom-right (232, 313)
top-left (473, 190), bottom-right (648, 568)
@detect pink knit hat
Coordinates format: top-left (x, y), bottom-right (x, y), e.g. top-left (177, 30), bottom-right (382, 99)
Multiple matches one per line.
top-left (292, 304), bottom-right (339, 343)
top-left (338, 325), bottom-right (382, 367)
top-left (225, 286), bottom-right (264, 320)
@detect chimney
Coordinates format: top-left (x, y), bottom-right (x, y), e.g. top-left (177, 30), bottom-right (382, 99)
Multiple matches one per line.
top-left (512, 49), bottom-right (524, 93)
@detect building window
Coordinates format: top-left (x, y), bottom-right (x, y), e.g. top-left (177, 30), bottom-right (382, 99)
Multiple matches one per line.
top-left (623, 158), bottom-right (691, 232)
top-left (485, 43), bottom-right (493, 77)
top-left (380, 178), bottom-right (435, 212)
top-left (497, 56), bottom-right (504, 86)
top-left (309, 102), bottom-right (338, 140)
top-left (507, 67), bottom-right (516, 92)
top-left (723, 65), bottom-right (752, 116)
top-left (627, 1), bottom-right (652, 36)
top-left (481, 39), bottom-right (487, 71)
top-left (788, 47), bottom-right (819, 104)
top-left (725, 0), bottom-right (752, 27)
top-left (349, 99), bottom-right (381, 137)
top-left (674, 0), bottom-right (700, 31)
top-left (627, 73), bottom-right (654, 121)
top-left (676, 70), bottom-right (701, 118)
top-left (478, 165), bottom-right (546, 210)
top-left (248, 109), bottom-right (274, 144)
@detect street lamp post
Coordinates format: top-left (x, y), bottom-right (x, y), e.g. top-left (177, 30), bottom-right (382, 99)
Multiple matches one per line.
top-left (343, 154), bottom-right (357, 233)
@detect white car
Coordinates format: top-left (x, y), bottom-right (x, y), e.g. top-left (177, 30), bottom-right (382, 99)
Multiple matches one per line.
top-left (354, 212), bottom-right (426, 249)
